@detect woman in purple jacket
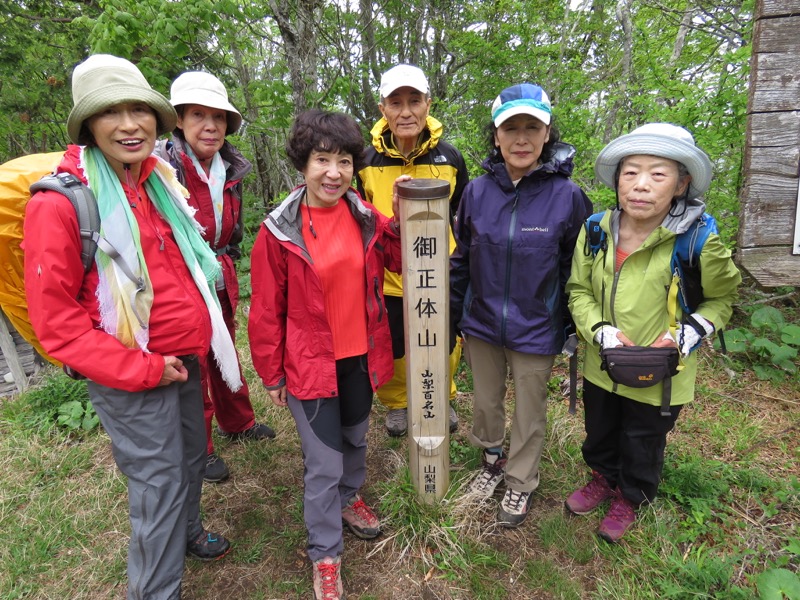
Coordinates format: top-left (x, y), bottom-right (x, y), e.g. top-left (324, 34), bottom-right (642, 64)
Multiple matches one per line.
top-left (450, 83), bottom-right (592, 527)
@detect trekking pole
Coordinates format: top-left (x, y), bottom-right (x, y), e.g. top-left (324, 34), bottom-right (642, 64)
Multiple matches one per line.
top-left (397, 179), bottom-right (451, 503)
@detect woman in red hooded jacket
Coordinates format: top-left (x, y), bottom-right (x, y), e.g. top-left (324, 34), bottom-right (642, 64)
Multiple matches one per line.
top-left (24, 54), bottom-right (234, 600)
top-left (248, 110), bottom-right (401, 600)
top-left (157, 71), bottom-right (275, 484)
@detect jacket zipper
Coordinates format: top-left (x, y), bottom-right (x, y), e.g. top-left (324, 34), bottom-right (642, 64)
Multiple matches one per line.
top-left (500, 187), bottom-right (520, 346)
top-left (373, 277), bottom-right (384, 323)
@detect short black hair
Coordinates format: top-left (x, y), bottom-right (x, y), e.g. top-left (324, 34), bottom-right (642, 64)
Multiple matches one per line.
top-left (286, 109), bottom-right (365, 172)
top-left (484, 120), bottom-right (561, 166)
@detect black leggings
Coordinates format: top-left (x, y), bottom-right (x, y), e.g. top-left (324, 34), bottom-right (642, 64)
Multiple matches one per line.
top-left (581, 379), bottom-right (682, 506)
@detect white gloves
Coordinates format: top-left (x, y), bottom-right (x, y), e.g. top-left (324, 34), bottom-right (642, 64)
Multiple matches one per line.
top-left (594, 325), bottom-right (624, 349)
top-left (596, 314), bottom-right (714, 357)
top-left (679, 313), bottom-right (715, 356)
top-left (663, 314), bottom-right (715, 356)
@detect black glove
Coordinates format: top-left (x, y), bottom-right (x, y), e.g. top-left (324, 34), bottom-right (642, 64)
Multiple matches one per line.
top-left (563, 319), bottom-right (576, 340)
top-left (227, 243), bottom-right (242, 261)
top-left (449, 316), bottom-right (460, 355)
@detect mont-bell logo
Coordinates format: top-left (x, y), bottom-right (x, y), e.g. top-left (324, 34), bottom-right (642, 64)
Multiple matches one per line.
top-left (521, 226), bottom-right (549, 233)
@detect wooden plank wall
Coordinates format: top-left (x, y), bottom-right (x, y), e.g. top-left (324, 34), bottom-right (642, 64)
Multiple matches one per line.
top-left (0, 312), bottom-right (40, 396)
top-left (738, 0), bottom-right (800, 286)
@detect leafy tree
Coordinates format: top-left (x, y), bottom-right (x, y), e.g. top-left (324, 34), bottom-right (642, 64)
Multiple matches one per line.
top-left (1, 0), bottom-right (753, 246)
top-left (0, 0), bottom-right (95, 158)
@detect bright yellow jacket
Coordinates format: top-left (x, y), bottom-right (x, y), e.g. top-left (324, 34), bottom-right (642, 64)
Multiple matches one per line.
top-left (357, 116), bottom-right (468, 297)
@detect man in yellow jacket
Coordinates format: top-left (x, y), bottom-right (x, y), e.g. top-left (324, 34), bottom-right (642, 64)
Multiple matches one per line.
top-left (357, 64), bottom-right (468, 436)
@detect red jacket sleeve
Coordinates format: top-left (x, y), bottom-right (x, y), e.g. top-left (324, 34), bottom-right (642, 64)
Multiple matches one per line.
top-left (247, 224), bottom-right (288, 389)
top-left (371, 205), bottom-right (403, 275)
top-left (23, 191), bottom-right (165, 390)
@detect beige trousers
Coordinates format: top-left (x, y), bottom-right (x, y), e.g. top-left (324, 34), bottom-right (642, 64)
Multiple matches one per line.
top-left (464, 335), bottom-right (555, 492)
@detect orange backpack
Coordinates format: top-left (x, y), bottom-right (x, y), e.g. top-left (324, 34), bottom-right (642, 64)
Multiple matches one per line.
top-left (0, 152), bottom-right (99, 365)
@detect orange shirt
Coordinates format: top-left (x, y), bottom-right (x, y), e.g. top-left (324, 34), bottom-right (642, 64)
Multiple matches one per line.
top-left (615, 246), bottom-right (631, 271)
top-left (301, 199), bottom-right (368, 359)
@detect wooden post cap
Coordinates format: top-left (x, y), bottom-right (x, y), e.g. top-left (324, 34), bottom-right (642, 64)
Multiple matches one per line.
top-left (396, 179), bottom-right (451, 200)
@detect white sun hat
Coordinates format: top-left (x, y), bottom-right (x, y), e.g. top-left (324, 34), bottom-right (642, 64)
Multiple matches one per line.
top-left (594, 123), bottom-right (713, 199)
top-left (169, 71), bottom-right (243, 134)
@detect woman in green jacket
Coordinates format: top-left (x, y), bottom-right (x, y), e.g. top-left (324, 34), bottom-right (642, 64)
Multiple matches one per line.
top-left (565, 123), bottom-right (740, 543)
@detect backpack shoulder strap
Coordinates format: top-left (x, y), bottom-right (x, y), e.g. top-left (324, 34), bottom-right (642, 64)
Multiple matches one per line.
top-left (30, 173), bottom-right (100, 273)
top-left (583, 211), bottom-right (607, 257)
top-left (670, 212), bottom-right (725, 353)
top-left (672, 212), bottom-right (718, 269)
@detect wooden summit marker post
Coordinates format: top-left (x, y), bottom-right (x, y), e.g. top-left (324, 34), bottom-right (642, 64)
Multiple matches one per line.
top-left (397, 179), bottom-right (451, 502)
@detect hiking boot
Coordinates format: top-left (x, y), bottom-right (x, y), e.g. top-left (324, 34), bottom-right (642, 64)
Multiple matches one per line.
top-left (498, 488), bottom-right (533, 528)
top-left (204, 453), bottom-right (230, 483)
top-left (312, 556), bottom-right (344, 600)
top-left (449, 404), bottom-right (459, 433)
top-left (342, 494), bottom-right (381, 539)
top-left (565, 471), bottom-right (614, 515)
top-left (597, 491), bottom-right (637, 543)
top-left (467, 450), bottom-right (507, 498)
top-left (385, 408), bottom-right (407, 436)
top-left (217, 421), bottom-right (276, 442)
top-left (186, 529), bottom-right (231, 561)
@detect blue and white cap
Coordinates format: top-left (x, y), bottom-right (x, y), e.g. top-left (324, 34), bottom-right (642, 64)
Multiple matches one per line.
top-left (491, 83), bottom-right (551, 127)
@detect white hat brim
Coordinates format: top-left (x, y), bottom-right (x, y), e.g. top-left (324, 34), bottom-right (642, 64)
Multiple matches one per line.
top-left (170, 91), bottom-right (243, 134)
top-left (595, 133), bottom-right (713, 198)
top-left (493, 105), bottom-right (551, 127)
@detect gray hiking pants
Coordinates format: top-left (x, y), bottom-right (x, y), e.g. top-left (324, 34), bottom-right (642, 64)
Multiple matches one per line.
top-left (88, 355), bottom-right (206, 600)
top-left (287, 354), bottom-right (373, 562)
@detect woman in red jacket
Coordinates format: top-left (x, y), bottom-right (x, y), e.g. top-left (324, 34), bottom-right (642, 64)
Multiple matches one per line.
top-left (24, 55), bottom-right (234, 600)
top-left (248, 110), bottom-right (401, 600)
top-left (158, 71), bottom-right (276, 484)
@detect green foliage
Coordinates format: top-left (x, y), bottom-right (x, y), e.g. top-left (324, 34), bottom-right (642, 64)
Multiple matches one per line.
top-left (448, 435), bottom-right (475, 465)
top-left (454, 356), bottom-right (473, 393)
top-left (757, 568), bottom-right (800, 600)
top-left (523, 557), bottom-right (583, 599)
top-left (375, 466), bottom-right (507, 585)
top-left (537, 513), bottom-right (595, 565)
top-left (722, 306), bottom-right (800, 382)
top-left (0, 0), bottom-right (94, 158)
top-left (660, 454), bottom-right (781, 545)
top-left (2, 0), bottom-right (753, 254)
top-left (654, 544), bottom-right (752, 599)
top-left (16, 370), bottom-right (98, 433)
top-left (57, 399), bottom-right (99, 432)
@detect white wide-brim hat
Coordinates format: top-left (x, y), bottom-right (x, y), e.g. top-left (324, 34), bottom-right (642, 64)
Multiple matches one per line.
top-left (67, 54), bottom-right (176, 144)
top-left (595, 123), bottom-right (713, 199)
top-left (170, 71), bottom-right (243, 134)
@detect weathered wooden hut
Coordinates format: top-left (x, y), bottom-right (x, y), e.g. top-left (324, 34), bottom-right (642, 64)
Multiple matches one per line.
top-left (738, 0), bottom-right (800, 286)
top-left (0, 312), bottom-right (40, 396)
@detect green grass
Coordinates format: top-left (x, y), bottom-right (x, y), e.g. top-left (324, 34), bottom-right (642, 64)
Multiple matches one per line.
top-left (1, 298), bottom-right (798, 598)
top-left (523, 557), bottom-right (583, 599)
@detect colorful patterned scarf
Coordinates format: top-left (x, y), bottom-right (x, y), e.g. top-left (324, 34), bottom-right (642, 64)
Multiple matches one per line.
top-left (82, 146), bottom-right (241, 391)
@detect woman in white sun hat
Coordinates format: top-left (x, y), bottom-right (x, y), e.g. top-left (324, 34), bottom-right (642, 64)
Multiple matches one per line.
top-left (565, 123), bottom-right (740, 543)
top-left (156, 71), bottom-right (276, 485)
